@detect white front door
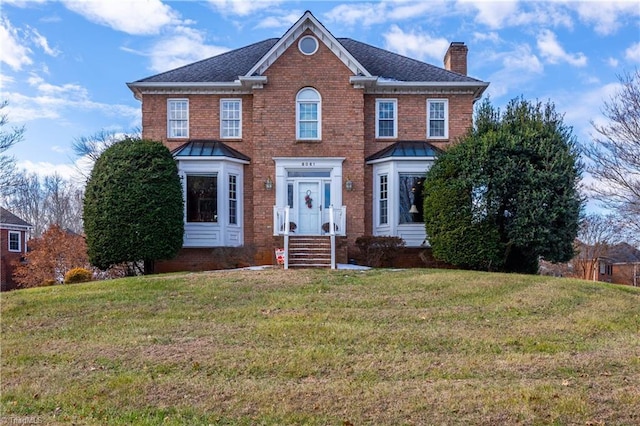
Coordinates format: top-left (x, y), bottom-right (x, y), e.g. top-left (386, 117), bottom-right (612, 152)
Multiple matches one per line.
top-left (297, 181), bottom-right (321, 234)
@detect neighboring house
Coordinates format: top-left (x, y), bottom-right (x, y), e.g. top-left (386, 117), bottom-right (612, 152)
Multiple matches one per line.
top-left (571, 241), bottom-right (640, 286)
top-left (127, 11), bottom-right (488, 271)
top-left (1, 207), bottom-right (32, 291)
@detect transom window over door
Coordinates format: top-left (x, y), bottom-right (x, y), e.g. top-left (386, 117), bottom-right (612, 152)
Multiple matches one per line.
top-left (376, 99), bottom-right (397, 138)
top-left (221, 99), bottom-right (242, 139)
top-left (427, 99), bottom-right (448, 139)
top-left (296, 88), bottom-right (321, 140)
top-left (168, 99), bottom-right (189, 138)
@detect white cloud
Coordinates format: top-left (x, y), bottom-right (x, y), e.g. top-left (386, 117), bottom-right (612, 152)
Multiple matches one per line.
top-left (144, 26), bottom-right (229, 73)
top-left (473, 31), bottom-right (501, 44)
top-left (254, 11), bottom-right (302, 30)
top-left (457, 1), bottom-right (573, 31)
top-left (483, 44), bottom-right (544, 99)
top-left (607, 57), bottom-right (620, 68)
top-left (573, 1), bottom-right (640, 36)
top-left (558, 82), bottom-right (621, 141)
top-left (61, 0), bottom-right (179, 35)
top-left (5, 74), bottom-right (139, 124)
top-left (625, 42), bottom-right (640, 63)
top-left (29, 27), bottom-right (60, 57)
top-left (0, 17), bottom-right (33, 71)
top-left (324, 3), bottom-right (387, 27)
top-left (207, 0), bottom-right (284, 16)
top-left (17, 159), bottom-right (84, 182)
top-left (458, 0), bottom-right (518, 29)
top-left (383, 25), bottom-right (450, 62)
top-left (537, 29), bottom-right (587, 67)
top-left (324, 1), bottom-right (447, 28)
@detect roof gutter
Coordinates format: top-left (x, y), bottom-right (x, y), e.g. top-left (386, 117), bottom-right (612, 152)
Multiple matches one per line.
top-left (126, 79), bottom-right (267, 100)
top-left (350, 76), bottom-right (489, 99)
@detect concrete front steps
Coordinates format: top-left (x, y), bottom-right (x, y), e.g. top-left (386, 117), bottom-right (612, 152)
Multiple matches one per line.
top-left (288, 236), bottom-right (333, 268)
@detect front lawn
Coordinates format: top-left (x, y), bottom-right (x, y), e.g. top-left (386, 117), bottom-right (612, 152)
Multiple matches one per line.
top-left (1, 268), bottom-right (639, 425)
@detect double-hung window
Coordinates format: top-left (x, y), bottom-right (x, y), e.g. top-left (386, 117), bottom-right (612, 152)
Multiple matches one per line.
top-left (8, 231), bottom-right (20, 252)
top-left (168, 99), bottom-right (189, 138)
top-left (296, 88), bottom-right (321, 140)
top-left (376, 99), bottom-right (397, 138)
top-left (379, 174), bottom-right (389, 225)
top-left (427, 99), bottom-right (448, 139)
top-left (229, 175), bottom-right (238, 225)
top-left (221, 99), bottom-right (242, 139)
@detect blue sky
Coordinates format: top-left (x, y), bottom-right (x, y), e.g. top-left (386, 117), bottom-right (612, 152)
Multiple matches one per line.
top-left (1, 0), bottom-right (639, 199)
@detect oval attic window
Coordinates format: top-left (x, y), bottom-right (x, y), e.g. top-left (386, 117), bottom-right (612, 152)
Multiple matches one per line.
top-left (298, 35), bottom-right (319, 55)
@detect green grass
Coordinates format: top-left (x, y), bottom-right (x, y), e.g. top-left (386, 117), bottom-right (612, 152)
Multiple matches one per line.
top-left (1, 268), bottom-right (639, 425)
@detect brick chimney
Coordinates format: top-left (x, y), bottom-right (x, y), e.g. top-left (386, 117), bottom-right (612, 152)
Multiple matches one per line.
top-left (444, 42), bottom-right (468, 76)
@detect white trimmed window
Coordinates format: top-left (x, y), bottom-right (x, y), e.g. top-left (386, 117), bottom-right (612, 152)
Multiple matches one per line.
top-left (221, 99), bottom-right (242, 139)
top-left (296, 88), bottom-right (321, 140)
top-left (376, 99), bottom-right (397, 138)
top-left (229, 174), bottom-right (238, 225)
top-left (427, 99), bottom-right (448, 139)
top-left (399, 174), bottom-right (425, 224)
top-left (186, 175), bottom-right (217, 223)
top-left (8, 231), bottom-right (20, 252)
top-left (379, 174), bottom-right (389, 225)
top-left (168, 99), bottom-right (189, 138)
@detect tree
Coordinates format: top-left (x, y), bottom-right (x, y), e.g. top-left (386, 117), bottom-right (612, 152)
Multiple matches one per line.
top-left (83, 137), bottom-right (183, 273)
top-left (569, 214), bottom-right (621, 280)
top-left (72, 128), bottom-right (141, 180)
top-left (423, 97), bottom-right (583, 274)
top-left (4, 171), bottom-right (84, 237)
top-left (584, 69), bottom-right (640, 241)
top-left (13, 224), bottom-right (89, 288)
top-left (0, 100), bottom-right (25, 198)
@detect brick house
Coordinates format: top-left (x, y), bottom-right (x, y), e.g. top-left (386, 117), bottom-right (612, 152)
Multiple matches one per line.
top-left (588, 243), bottom-right (640, 286)
top-left (127, 11), bottom-right (488, 271)
top-left (1, 207), bottom-right (32, 290)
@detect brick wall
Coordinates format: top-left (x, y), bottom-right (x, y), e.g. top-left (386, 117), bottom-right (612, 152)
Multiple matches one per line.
top-left (140, 31), bottom-right (478, 270)
top-left (0, 228), bottom-right (27, 291)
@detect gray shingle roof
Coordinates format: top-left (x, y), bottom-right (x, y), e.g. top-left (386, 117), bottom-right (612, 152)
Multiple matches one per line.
top-left (133, 37), bottom-right (484, 85)
top-left (137, 39), bottom-right (279, 83)
top-left (0, 207), bottom-right (32, 228)
top-left (172, 140), bottom-right (250, 162)
top-left (366, 141), bottom-right (442, 162)
top-left (606, 243), bottom-right (640, 263)
top-left (338, 38), bottom-right (483, 83)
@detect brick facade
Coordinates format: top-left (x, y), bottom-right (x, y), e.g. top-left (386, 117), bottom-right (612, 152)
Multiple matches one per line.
top-left (131, 12), bottom-right (487, 272)
top-left (1, 209), bottom-right (31, 291)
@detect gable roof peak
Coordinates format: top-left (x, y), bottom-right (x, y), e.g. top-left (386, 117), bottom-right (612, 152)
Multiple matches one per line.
top-left (245, 10), bottom-right (370, 78)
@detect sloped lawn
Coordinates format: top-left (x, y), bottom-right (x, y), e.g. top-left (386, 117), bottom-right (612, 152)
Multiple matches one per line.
top-left (1, 268), bottom-right (639, 425)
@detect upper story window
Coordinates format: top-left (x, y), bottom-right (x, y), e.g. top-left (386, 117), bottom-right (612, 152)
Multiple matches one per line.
top-left (427, 99), bottom-right (448, 139)
top-left (168, 99), bottom-right (189, 138)
top-left (8, 231), bottom-right (20, 252)
top-left (221, 99), bottom-right (242, 139)
top-left (376, 99), bottom-right (397, 138)
top-left (296, 88), bottom-right (321, 140)
top-left (298, 35), bottom-right (319, 55)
